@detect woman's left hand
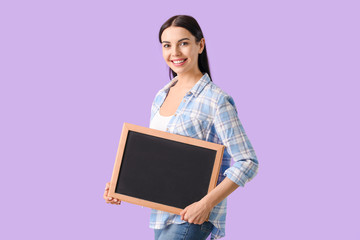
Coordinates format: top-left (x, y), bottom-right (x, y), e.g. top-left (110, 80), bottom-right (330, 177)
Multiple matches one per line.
top-left (180, 199), bottom-right (212, 224)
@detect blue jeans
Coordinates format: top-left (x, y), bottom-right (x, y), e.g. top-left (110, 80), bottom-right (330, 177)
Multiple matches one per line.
top-left (154, 221), bottom-right (213, 240)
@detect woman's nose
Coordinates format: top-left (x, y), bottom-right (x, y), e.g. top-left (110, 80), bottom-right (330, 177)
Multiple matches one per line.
top-left (171, 46), bottom-right (181, 56)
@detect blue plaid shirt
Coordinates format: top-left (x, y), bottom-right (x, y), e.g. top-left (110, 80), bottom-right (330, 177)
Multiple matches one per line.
top-left (148, 73), bottom-right (258, 239)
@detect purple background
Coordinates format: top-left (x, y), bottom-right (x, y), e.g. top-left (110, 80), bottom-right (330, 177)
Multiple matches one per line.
top-left (1, 0), bottom-right (359, 239)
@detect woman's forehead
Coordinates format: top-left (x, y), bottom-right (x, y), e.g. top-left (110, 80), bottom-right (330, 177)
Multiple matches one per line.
top-left (161, 26), bottom-right (195, 42)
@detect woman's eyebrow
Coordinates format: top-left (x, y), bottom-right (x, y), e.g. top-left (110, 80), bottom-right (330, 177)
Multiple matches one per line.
top-left (162, 38), bottom-right (190, 43)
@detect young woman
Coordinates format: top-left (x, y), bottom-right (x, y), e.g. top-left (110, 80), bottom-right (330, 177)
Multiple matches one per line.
top-left (104, 15), bottom-right (259, 240)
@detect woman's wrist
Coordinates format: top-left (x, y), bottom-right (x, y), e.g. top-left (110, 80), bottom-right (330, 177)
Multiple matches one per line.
top-left (201, 177), bottom-right (240, 209)
top-left (201, 194), bottom-right (217, 210)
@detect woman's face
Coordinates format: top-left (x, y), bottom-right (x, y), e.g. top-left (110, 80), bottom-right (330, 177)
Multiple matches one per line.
top-left (161, 26), bottom-right (204, 76)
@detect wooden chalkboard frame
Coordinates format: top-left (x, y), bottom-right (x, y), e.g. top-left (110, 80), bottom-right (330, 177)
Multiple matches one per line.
top-left (108, 122), bottom-right (225, 215)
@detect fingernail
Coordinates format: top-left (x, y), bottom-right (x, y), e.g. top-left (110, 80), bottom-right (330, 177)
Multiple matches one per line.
top-left (113, 199), bottom-right (117, 202)
top-left (108, 197), bottom-right (113, 200)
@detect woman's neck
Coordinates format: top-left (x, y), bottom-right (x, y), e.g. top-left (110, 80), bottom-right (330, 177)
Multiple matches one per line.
top-left (175, 70), bottom-right (204, 90)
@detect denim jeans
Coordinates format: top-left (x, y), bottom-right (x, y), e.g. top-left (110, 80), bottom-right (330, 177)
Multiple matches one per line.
top-left (154, 221), bottom-right (213, 240)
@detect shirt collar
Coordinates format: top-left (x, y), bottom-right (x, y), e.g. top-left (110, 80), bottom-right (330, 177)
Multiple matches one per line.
top-left (160, 72), bottom-right (211, 97)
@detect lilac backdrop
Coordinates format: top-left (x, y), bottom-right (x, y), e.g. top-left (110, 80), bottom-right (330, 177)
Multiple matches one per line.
top-left (1, 0), bottom-right (359, 239)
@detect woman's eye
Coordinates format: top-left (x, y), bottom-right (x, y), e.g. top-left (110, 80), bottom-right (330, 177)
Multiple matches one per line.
top-left (163, 44), bottom-right (170, 48)
top-left (180, 42), bottom-right (188, 46)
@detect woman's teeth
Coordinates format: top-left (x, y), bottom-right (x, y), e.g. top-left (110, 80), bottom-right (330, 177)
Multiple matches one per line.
top-left (173, 59), bottom-right (186, 63)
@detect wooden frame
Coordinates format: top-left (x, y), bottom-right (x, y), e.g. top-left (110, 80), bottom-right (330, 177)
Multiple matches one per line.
top-left (108, 122), bottom-right (225, 215)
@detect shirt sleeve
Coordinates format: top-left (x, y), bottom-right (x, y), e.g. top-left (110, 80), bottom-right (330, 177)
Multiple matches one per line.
top-left (213, 94), bottom-right (259, 187)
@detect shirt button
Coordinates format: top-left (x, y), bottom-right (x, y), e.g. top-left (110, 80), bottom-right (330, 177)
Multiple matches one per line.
top-left (183, 99), bottom-right (186, 102)
top-left (166, 128), bottom-right (169, 131)
top-left (174, 113), bottom-right (177, 116)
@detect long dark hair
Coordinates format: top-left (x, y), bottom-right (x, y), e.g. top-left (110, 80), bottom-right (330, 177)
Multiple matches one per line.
top-left (158, 15), bottom-right (212, 81)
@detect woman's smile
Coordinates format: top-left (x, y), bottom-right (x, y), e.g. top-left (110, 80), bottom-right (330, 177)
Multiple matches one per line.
top-left (171, 58), bottom-right (188, 66)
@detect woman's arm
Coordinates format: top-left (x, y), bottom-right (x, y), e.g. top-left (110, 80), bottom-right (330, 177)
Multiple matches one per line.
top-left (181, 94), bottom-right (258, 224)
top-left (180, 177), bottom-right (239, 224)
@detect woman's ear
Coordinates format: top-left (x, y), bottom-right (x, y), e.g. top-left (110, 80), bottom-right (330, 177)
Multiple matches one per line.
top-left (199, 38), bottom-right (205, 54)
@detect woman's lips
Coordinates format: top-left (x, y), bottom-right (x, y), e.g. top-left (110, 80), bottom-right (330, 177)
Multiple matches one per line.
top-left (171, 58), bottom-right (187, 66)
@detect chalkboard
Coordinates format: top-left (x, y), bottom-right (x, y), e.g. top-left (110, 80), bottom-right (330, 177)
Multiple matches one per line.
top-left (108, 122), bottom-right (225, 215)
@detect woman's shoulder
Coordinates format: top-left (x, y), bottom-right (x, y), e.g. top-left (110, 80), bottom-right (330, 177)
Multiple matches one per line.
top-left (202, 80), bottom-right (235, 105)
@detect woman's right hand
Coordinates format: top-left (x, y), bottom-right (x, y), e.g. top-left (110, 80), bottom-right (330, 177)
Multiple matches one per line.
top-left (103, 182), bottom-right (121, 205)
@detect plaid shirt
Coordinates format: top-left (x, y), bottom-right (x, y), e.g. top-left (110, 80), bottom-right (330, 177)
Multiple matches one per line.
top-left (148, 73), bottom-right (258, 239)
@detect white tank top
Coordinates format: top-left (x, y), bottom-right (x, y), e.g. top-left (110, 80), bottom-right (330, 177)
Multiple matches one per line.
top-left (149, 110), bottom-right (173, 131)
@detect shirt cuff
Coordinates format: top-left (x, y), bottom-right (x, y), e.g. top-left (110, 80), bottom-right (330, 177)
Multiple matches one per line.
top-left (223, 160), bottom-right (258, 187)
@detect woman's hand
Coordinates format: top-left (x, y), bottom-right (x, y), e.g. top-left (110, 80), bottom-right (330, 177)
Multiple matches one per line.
top-left (180, 199), bottom-right (212, 224)
top-left (103, 182), bottom-right (121, 205)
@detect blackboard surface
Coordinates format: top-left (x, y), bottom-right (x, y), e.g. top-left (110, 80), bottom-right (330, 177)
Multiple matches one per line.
top-left (115, 131), bottom-right (216, 209)
top-left (109, 123), bottom-right (224, 214)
